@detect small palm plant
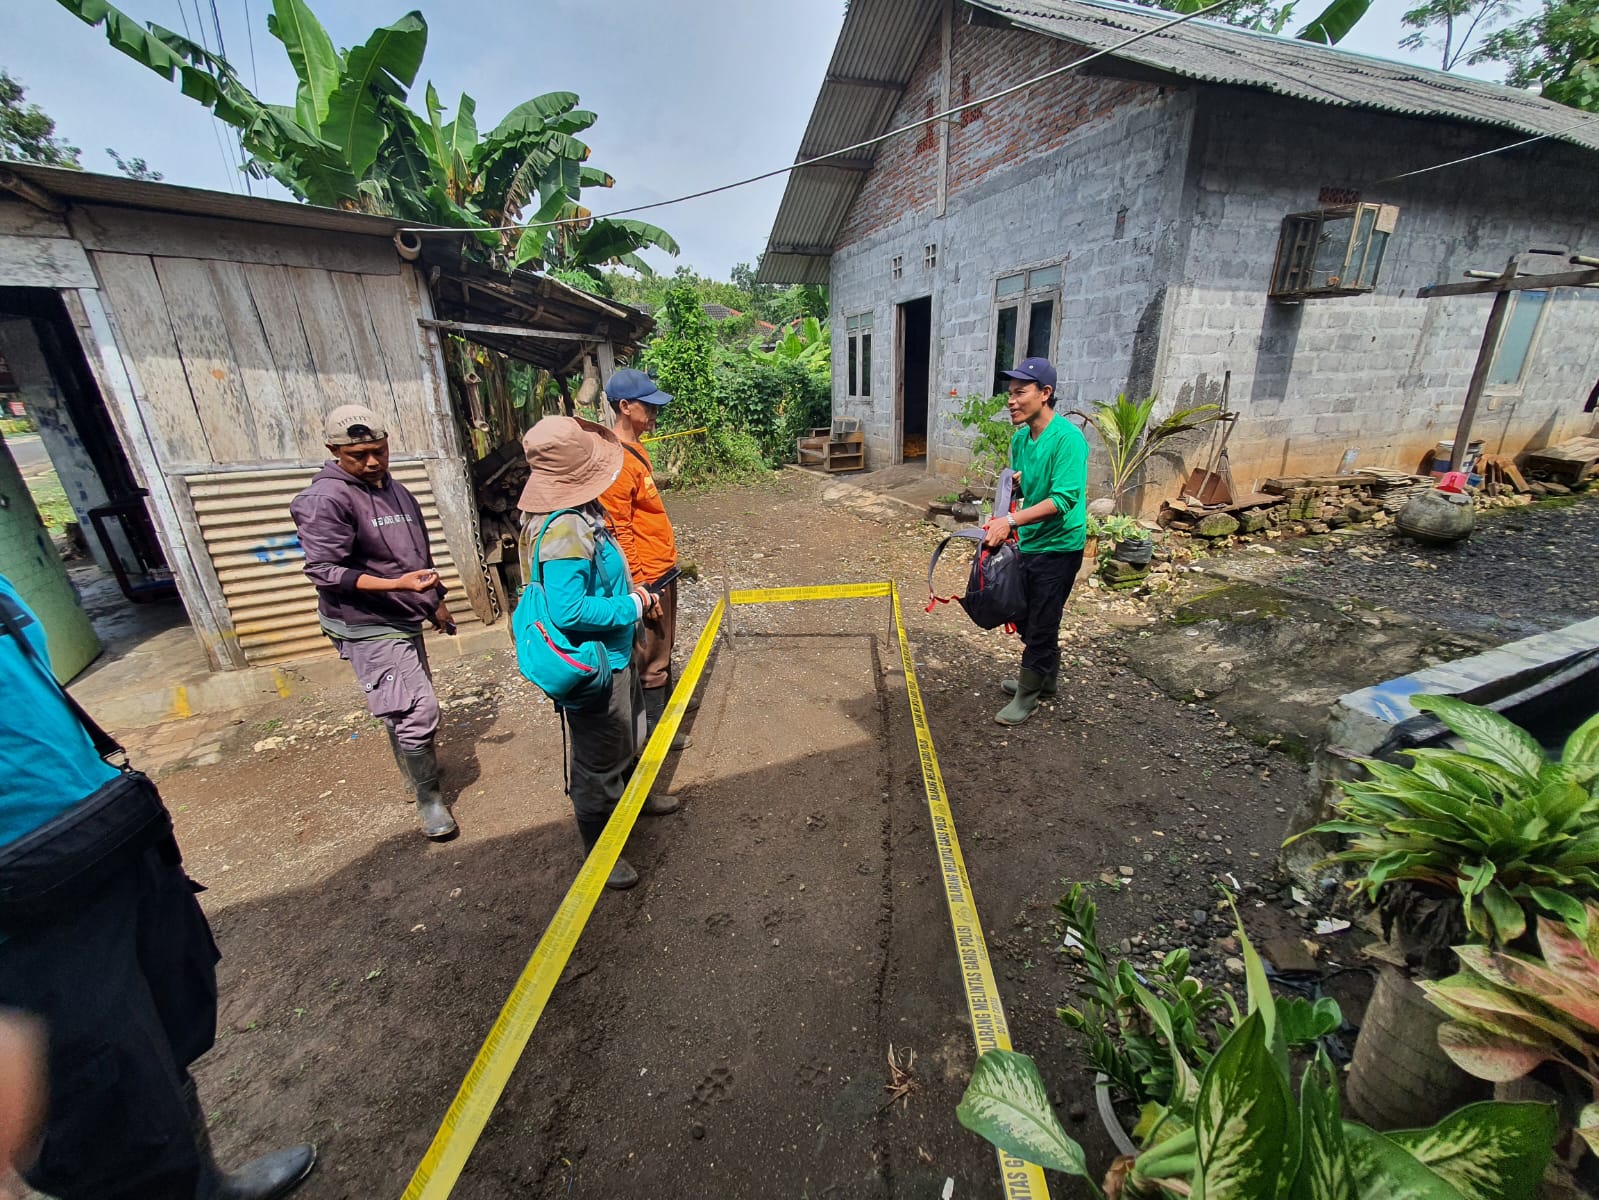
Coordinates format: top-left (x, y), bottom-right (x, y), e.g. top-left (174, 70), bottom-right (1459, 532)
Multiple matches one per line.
top-left (1088, 394), bottom-right (1222, 507)
top-left (1294, 695), bottom-right (1599, 950)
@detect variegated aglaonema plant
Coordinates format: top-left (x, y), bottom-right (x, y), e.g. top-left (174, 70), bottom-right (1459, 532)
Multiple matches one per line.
top-left (1421, 902), bottom-right (1599, 1161)
top-left (1295, 696), bottom-right (1599, 950)
top-left (956, 916), bottom-right (1557, 1198)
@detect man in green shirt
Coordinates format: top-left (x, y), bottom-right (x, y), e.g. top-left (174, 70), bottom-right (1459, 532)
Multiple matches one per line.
top-left (980, 358), bottom-right (1089, 725)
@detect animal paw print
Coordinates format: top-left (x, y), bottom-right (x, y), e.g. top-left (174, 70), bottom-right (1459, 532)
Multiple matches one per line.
top-left (761, 907), bottom-right (784, 931)
top-left (795, 1062), bottom-right (828, 1087)
top-left (691, 1067), bottom-right (734, 1108)
top-left (705, 911), bottom-right (733, 934)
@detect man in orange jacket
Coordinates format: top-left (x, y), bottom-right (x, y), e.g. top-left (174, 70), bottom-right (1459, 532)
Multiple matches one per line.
top-left (598, 369), bottom-right (691, 761)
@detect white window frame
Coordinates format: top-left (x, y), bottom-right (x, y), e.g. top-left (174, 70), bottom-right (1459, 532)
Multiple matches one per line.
top-left (990, 264), bottom-right (1063, 396)
top-left (845, 311), bottom-right (874, 399)
top-left (1484, 289), bottom-right (1553, 396)
top-left (890, 255), bottom-right (903, 281)
top-left (924, 243), bottom-right (938, 270)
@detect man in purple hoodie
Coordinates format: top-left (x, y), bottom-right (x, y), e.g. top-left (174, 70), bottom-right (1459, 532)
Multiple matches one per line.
top-left (290, 405), bottom-right (456, 839)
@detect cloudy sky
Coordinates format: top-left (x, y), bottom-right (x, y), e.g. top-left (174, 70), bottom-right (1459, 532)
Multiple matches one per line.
top-left (3, 0), bottom-right (1509, 279)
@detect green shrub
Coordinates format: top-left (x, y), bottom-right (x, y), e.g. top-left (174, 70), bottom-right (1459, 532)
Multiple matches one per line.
top-left (717, 358), bottom-right (830, 465)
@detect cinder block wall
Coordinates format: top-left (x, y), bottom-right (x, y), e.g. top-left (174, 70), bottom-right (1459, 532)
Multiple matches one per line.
top-left (828, 18), bottom-right (1599, 497)
top-left (830, 16), bottom-right (1196, 477)
top-left (1153, 92), bottom-right (1599, 493)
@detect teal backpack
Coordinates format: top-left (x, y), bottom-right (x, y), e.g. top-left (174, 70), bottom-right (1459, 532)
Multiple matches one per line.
top-left (512, 509), bottom-right (615, 712)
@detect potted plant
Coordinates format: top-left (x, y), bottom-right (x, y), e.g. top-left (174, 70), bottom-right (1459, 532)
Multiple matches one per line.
top-left (958, 911), bottom-right (1558, 1199)
top-left (1289, 696), bottom-right (1599, 1129)
top-left (1087, 394), bottom-right (1223, 514)
top-left (1422, 900), bottom-right (1599, 1191)
top-left (1087, 513), bottom-right (1153, 569)
top-left (953, 392), bottom-right (1013, 504)
top-left (1055, 885), bottom-right (1338, 1153)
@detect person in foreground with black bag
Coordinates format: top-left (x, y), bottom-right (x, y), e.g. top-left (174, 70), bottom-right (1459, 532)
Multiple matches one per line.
top-left (0, 574), bottom-right (315, 1200)
top-left (980, 358), bottom-right (1089, 726)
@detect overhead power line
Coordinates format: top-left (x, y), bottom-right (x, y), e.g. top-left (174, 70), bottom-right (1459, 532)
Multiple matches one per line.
top-left (398, 0), bottom-right (1249, 237)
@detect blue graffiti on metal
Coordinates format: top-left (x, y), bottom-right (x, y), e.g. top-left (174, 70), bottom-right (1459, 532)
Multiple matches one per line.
top-left (251, 534), bottom-right (302, 565)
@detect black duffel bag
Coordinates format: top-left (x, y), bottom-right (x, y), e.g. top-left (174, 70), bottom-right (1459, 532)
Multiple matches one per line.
top-left (926, 527), bottom-right (1028, 630)
top-left (0, 769), bottom-right (172, 926)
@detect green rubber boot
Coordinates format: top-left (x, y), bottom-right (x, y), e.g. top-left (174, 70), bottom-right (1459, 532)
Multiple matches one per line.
top-left (995, 668), bottom-right (1047, 726)
top-left (1001, 674), bottom-right (1058, 697)
top-left (398, 743), bottom-right (456, 839)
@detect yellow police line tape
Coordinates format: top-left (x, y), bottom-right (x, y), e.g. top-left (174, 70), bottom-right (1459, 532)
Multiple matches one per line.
top-left (402, 581), bottom-right (1047, 1200)
top-left (639, 425), bottom-right (709, 444)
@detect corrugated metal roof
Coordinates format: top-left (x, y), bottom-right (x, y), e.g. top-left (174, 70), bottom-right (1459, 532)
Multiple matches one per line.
top-left (0, 161), bottom-right (414, 237)
top-left (0, 161), bottom-right (650, 359)
top-left (978, 0), bottom-right (1599, 151)
top-left (758, 0), bottom-right (1599, 283)
top-left (758, 0), bottom-right (944, 284)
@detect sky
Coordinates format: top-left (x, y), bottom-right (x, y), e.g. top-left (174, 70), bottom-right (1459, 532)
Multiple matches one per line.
top-left (2, 0), bottom-right (1513, 280)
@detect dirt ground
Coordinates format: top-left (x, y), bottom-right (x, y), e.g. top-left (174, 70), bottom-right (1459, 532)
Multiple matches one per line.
top-left (138, 475), bottom-right (1596, 1199)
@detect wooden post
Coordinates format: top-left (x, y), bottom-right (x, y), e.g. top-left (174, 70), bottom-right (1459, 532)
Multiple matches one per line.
top-left (721, 577), bottom-right (736, 651)
top-left (595, 341), bottom-right (617, 385)
top-left (937, 0), bottom-right (952, 218)
top-left (1448, 288), bottom-right (1513, 472)
top-left (64, 288), bottom-right (246, 669)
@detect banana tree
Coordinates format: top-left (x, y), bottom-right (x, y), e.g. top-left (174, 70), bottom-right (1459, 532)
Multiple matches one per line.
top-left (55, 0), bottom-right (677, 272)
top-left (749, 316), bottom-right (830, 381)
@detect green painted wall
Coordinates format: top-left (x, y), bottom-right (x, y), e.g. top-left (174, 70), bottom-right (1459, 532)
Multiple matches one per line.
top-left (0, 431), bottom-right (100, 680)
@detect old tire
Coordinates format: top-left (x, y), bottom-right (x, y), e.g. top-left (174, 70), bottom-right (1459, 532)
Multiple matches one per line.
top-left (1345, 965), bottom-right (1491, 1130)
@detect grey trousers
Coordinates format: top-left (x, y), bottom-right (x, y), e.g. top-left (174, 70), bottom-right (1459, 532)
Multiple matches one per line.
top-left (335, 634), bottom-right (440, 750)
top-left (564, 662), bottom-right (645, 823)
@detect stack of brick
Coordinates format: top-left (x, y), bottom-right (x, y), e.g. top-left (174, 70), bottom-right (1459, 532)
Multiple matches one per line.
top-left (1157, 497), bottom-right (1284, 538)
top-left (1262, 473), bottom-right (1422, 531)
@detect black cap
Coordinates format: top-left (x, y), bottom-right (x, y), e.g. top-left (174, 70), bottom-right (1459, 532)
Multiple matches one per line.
top-left (1001, 357), bottom-right (1057, 391)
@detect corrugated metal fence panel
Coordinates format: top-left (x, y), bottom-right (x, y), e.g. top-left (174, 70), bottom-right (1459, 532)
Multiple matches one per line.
top-left (185, 460), bottom-right (479, 666)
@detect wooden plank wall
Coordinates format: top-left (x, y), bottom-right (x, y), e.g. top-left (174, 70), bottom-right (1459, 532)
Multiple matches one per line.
top-left (88, 251), bottom-right (433, 468)
top-left (71, 207), bottom-right (494, 644)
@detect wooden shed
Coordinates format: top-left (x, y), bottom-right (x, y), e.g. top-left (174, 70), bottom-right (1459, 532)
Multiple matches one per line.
top-left (0, 163), bottom-right (649, 671)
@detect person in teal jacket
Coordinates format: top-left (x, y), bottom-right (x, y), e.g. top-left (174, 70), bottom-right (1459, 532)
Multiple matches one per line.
top-left (980, 358), bottom-right (1089, 725)
top-left (517, 416), bottom-right (665, 890)
top-left (0, 575), bottom-right (316, 1199)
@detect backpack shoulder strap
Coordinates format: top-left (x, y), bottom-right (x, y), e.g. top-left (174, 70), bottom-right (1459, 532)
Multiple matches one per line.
top-left (925, 527), bottom-right (985, 612)
top-left (529, 508), bottom-right (592, 585)
top-left (0, 599), bottom-right (126, 764)
top-left (622, 442), bottom-right (651, 472)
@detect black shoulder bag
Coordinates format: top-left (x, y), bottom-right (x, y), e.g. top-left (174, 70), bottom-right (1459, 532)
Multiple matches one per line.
top-left (0, 606), bottom-right (174, 929)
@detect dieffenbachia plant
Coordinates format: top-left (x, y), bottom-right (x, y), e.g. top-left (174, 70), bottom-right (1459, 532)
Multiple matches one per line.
top-left (957, 911), bottom-right (1557, 1198)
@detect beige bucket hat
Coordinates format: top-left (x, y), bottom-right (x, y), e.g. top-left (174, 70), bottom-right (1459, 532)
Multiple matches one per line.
top-left (517, 416), bottom-right (624, 512)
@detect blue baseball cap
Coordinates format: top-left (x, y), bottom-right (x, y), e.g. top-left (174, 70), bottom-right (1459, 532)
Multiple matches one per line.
top-left (1001, 357), bottom-right (1057, 392)
top-left (605, 367), bottom-right (672, 406)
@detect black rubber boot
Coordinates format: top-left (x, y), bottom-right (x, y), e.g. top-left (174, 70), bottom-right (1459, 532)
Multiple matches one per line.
top-left (398, 742), bottom-right (457, 839)
top-left (577, 817), bottom-right (639, 889)
top-left (643, 686), bottom-right (691, 752)
top-left (995, 668), bottom-right (1047, 726)
top-left (1001, 674), bottom-right (1058, 697)
top-left (186, 1076), bottom-right (316, 1200)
